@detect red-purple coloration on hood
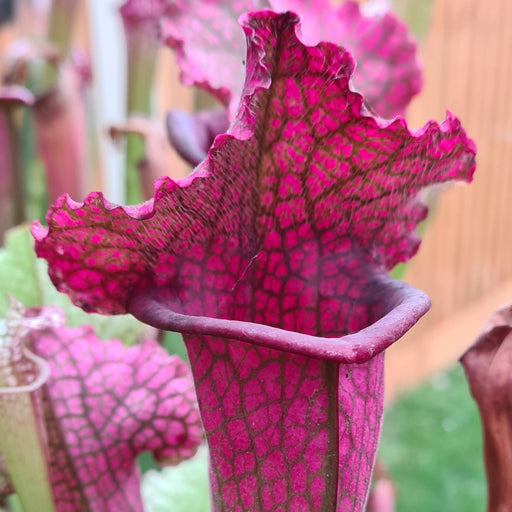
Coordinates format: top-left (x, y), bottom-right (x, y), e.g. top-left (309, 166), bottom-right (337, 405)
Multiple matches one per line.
top-left (0, 303), bottom-right (202, 511)
top-left (33, 11), bottom-right (475, 511)
top-left (272, 0), bottom-right (422, 118)
top-left (163, 0), bottom-right (421, 120)
top-left (162, 0), bottom-right (257, 115)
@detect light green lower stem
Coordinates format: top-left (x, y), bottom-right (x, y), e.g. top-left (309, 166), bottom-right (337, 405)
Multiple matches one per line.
top-left (0, 393), bottom-right (55, 512)
top-left (41, 0), bottom-right (79, 91)
top-left (125, 34), bottom-right (157, 203)
top-left (125, 133), bottom-right (145, 204)
top-left (7, 494), bottom-right (25, 512)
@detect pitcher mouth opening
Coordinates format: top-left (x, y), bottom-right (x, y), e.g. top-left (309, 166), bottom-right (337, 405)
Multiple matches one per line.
top-left (128, 276), bottom-right (430, 364)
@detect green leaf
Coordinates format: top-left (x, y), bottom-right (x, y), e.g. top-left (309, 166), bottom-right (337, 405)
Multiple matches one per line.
top-left (141, 445), bottom-right (210, 512)
top-left (0, 225), bottom-right (145, 344)
top-left (6, 494), bottom-right (26, 512)
top-left (0, 226), bottom-right (42, 310)
top-left (161, 331), bottom-right (188, 361)
top-left (379, 366), bottom-right (485, 511)
top-left (390, 0), bottom-right (435, 41)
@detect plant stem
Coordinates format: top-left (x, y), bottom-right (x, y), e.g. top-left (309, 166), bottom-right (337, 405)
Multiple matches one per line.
top-left (0, 391), bottom-right (55, 512)
top-left (41, 0), bottom-right (79, 92)
top-left (121, 0), bottom-right (163, 204)
top-left (5, 108), bottom-right (25, 225)
top-left (7, 494), bottom-right (25, 512)
top-left (125, 41), bottom-right (155, 204)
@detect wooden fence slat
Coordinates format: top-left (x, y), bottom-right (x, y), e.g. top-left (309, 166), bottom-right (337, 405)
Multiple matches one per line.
top-left (387, 0), bottom-right (512, 397)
